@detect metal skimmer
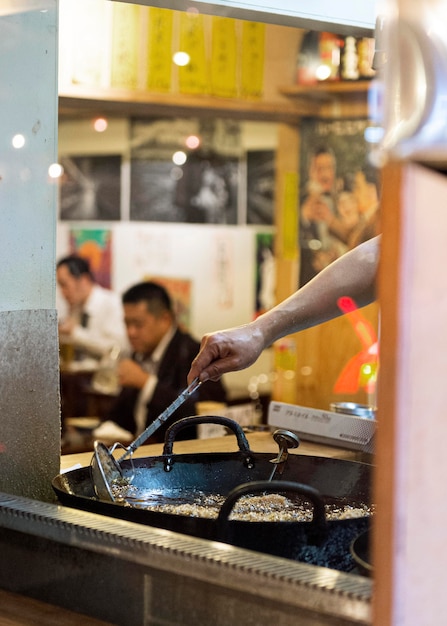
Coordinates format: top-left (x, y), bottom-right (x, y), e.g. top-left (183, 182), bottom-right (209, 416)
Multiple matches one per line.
top-left (91, 377), bottom-right (202, 501)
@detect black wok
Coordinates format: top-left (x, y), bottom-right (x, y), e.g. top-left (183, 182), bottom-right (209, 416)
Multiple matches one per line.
top-left (350, 529), bottom-right (373, 575)
top-left (53, 416), bottom-right (373, 571)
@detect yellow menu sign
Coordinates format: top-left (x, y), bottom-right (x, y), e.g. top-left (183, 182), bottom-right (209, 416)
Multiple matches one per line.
top-left (111, 2), bottom-right (139, 89)
top-left (210, 17), bottom-right (237, 98)
top-left (178, 12), bottom-right (208, 95)
top-left (282, 171), bottom-right (298, 260)
top-left (240, 21), bottom-right (265, 99)
top-left (147, 7), bottom-right (173, 93)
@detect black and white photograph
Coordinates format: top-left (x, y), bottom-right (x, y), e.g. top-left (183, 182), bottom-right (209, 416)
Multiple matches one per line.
top-left (130, 117), bottom-right (240, 224)
top-left (246, 150), bottom-right (275, 225)
top-left (59, 155), bottom-right (122, 221)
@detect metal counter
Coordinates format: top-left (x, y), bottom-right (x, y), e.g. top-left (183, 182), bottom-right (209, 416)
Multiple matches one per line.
top-left (0, 491), bottom-right (372, 625)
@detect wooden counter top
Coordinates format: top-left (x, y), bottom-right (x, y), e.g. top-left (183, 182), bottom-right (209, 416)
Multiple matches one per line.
top-left (0, 589), bottom-right (114, 626)
top-left (60, 430), bottom-right (371, 472)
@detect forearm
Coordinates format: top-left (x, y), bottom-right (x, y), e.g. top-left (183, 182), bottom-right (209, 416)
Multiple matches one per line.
top-left (188, 236), bottom-right (380, 384)
top-left (252, 235), bottom-right (379, 348)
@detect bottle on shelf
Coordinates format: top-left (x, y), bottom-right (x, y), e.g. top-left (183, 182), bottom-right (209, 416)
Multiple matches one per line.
top-left (317, 32), bottom-right (342, 82)
top-left (357, 38), bottom-right (377, 79)
top-left (296, 30), bottom-right (320, 85)
top-left (340, 35), bottom-right (360, 81)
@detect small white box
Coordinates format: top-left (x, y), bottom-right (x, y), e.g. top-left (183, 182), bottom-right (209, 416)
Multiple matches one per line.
top-left (267, 401), bottom-right (375, 453)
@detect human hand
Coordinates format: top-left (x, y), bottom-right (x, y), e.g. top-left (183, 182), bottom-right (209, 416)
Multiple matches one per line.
top-left (117, 358), bottom-right (150, 389)
top-left (187, 324), bottom-right (265, 384)
top-left (302, 195), bottom-right (333, 223)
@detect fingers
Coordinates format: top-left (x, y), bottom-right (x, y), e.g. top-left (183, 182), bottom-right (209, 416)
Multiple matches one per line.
top-left (188, 326), bottom-right (262, 385)
top-left (188, 334), bottom-right (220, 384)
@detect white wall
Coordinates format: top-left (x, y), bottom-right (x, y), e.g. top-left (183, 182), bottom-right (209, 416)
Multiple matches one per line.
top-left (57, 220), bottom-right (268, 339)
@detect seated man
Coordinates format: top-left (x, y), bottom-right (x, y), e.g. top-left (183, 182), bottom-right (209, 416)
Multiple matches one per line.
top-left (57, 255), bottom-right (128, 361)
top-left (57, 255), bottom-right (128, 422)
top-left (101, 281), bottom-right (227, 442)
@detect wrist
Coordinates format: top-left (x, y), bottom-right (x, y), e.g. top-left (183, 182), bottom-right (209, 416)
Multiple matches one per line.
top-left (250, 317), bottom-right (270, 350)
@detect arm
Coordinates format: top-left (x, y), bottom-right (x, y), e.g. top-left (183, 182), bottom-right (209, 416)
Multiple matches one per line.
top-left (188, 235), bottom-right (380, 383)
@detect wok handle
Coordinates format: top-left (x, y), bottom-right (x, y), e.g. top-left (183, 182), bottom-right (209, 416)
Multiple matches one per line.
top-left (163, 415), bottom-right (252, 455)
top-left (216, 480), bottom-right (328, 545)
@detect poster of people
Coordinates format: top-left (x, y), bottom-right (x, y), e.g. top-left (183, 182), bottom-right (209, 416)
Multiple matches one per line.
top-left (298, 118), bottom-right (380, 287)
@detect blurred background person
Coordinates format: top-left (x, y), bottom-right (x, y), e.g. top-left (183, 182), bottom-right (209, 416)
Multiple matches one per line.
top-left (95, 280), bottom-right (227, 443)
top-left (57, 254), bottom-right (128, 363)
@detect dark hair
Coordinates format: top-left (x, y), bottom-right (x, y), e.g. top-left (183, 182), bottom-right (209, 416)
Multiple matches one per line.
top-left (313, 145), bottom-right (335, 159)
top-left (308, 145), bottom-right (336, 170)
top-left (57, 255), bottom-right (94, 280)
top-left (122, 281), bottom-right (173, 318)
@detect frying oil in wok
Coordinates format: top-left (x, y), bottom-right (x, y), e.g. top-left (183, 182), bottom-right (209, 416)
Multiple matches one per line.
top-left (110, 481), bottom-right (373, 522)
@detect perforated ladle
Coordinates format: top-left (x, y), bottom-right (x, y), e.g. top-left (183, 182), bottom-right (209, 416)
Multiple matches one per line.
top-left (91, 377), bottom-right (202, 501)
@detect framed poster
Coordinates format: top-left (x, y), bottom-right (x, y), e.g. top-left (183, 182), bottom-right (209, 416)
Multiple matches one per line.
top-left (246, 150), bottom-right (275, 225)
top-left (59, 155), bottom-right (121, 221)
top-left (69, 228), bottom-right (113, 288)
top-left (130, 117), bottom-right (240, 224)
top-left (299, 118), bottom-right (379, 287)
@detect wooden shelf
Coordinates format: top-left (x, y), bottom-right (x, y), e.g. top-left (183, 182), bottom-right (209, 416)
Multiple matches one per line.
top-left (58, 81), bottom-right (372, 123)
top-left (279, 80), bottom-right (372, 118)
top-left (58, 84), bottom-right (311, 123)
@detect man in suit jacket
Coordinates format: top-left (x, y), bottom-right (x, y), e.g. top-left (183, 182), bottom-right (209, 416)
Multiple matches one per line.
top-left (105, 281), bottom-right (227, 442)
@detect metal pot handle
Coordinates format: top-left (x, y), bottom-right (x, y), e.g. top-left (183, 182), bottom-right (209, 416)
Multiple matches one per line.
top-left (216, 480), bottom-right (328, 545)
top-left (162, 415), bottom-right (252, 456)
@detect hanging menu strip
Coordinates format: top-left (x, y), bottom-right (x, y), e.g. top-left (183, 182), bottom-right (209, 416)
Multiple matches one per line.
top-left (240, 21), bottom-right (265, 99)
top-left (111, 2), bottom-right (139, 90)
top-left (178, 12), bottom-right (208, 95)
top-left (147, 7), bottom-right (173, 93)
top-left (210, 17), bottom-right (237, 98)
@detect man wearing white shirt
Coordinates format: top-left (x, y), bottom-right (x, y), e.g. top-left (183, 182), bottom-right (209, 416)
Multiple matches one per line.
top-left (57, 255), bottom-right (128, 360)
top-left (104, 281), bottom-right (227, 442)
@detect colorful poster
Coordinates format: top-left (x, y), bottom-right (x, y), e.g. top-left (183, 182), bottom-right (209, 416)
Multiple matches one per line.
top-left (69, 228), bottom-right (112, 288)
top-left (146, 7), bottom-right (173, 92)
top-left (298, 118), bottom-right (379, 286)
top-left (144, 276), bottom-right (192, 332)
top-left (210, 17), bottom-right (237, 98)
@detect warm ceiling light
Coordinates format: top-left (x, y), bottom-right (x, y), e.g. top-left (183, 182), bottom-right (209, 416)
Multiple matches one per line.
top-left (93, 117), bottom-right (108, 132)
top-left (185, 134), bottom-right (200, 149)
top-left (173, 51), bottom-right (190, 67)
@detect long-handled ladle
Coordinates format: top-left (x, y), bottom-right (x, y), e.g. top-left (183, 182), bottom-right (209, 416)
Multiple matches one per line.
top-left (91, 377), bottom-right (202, 501)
